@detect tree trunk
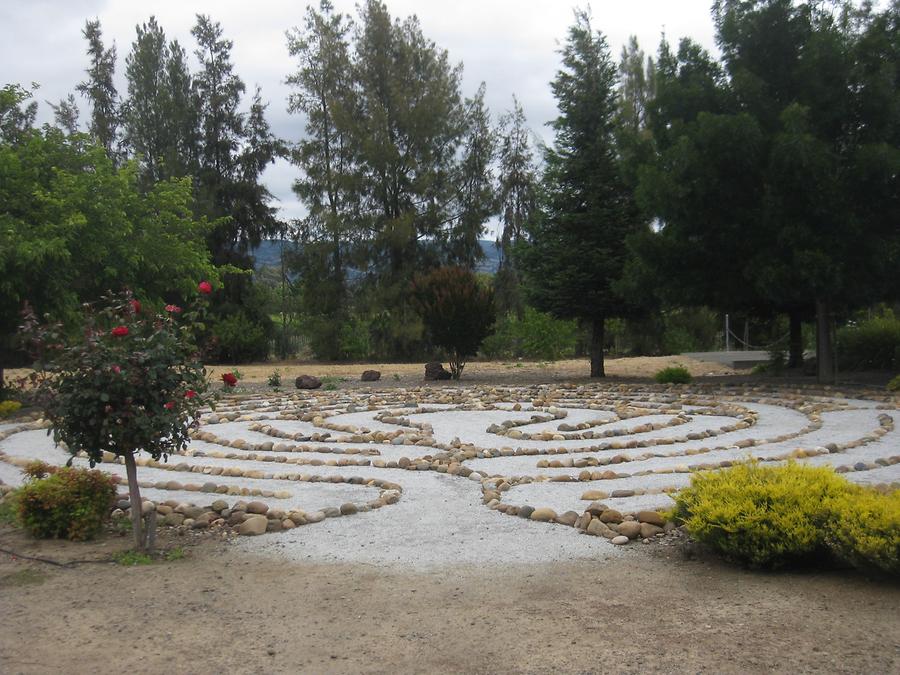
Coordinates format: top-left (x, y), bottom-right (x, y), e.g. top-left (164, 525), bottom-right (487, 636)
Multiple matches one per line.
top-left (816, 299), bottom-right (835, 384)
top-left (590, 316), bottom-right (605, 378)
top-left (123, 451), bottom-right (144, 551)
top-left (788, 311), bottom-right (804, 368)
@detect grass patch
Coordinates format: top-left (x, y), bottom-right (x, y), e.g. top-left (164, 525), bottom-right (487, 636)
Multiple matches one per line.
top-left (165, 547), bottom-right (186, 561)
top-left (113, 550), bottom-right (154, 566)
top-left (0, 568), bottom-right (48, 587)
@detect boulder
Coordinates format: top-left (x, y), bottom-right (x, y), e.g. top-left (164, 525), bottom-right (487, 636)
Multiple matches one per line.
top-left (361, 370), bottom-right (381, 382)
top-left (295, 375), bottom-right (322, 389)
top-left (424, 362), bottom-right (452, 381)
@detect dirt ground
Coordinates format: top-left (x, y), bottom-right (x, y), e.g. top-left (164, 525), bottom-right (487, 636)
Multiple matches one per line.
top-left (200, 354), bottom-right (734, 387)
top-left (0, 524), bottom-right (897, 675)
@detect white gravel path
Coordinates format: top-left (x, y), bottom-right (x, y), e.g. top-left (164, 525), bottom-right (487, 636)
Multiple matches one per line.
top-left (1, 386), bottom-right (897, 569)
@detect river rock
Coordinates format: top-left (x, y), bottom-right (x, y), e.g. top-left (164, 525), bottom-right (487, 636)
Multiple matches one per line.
top-left (246, 501), bottom-right (269, 515)
top-left (611, 535), bottom-right (630, 545)
top-left (530, 507), bottom-right (557, 522)
top-left (616, 521), bottom-right (642, 539)
top-left (238, 515), bottom-right (268, 536)
top-left (636, 510), bottom-right (667, 527)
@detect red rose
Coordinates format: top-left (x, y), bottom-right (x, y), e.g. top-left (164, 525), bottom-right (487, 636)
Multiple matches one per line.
top-left (112, 365), bottom-right (121, 374)
top-left (111, 326), bottom-right (129, 337)
top-left (130, 299), bottom-right (141, 313)
top-left (198, 281), bottom-right (212, 294)
top-left (184, 389), bottom-right (197, 399)
top-left (165, 304), bottom-right (182, 313)
top-left (221, 372), bottom-right (237, 386)
top-left (164, 401), bottom-right (175, 410)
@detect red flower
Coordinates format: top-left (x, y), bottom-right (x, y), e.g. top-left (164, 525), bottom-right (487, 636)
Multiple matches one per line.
top-left (164, 401), bottom-right (175, 410)
top-left (198, 281), bottom-right (212, 295)
top-left (184, 389), bottom-right (197, 399)
top-left (111, 326), bottom-right (129, 337)
top-left (130, 299), bottom-right (141, 313)
top-left (112, 365), bottom-right (121, 374)
top-left (221, 372), bottom-right (238, 386)
top-left (165, 304), bottom-right (182, 313)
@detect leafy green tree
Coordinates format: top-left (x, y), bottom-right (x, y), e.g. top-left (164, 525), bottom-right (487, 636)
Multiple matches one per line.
top-left (519, 9), bottom-right (640, 377)
top-left (76, 20), bottom-right (120, 161)
top-left (412, 267), bottom-right (495, 379)
top-left (0, 83), bottom-right (38, 143)
top-left (0, 127), bottom-right (218, 383)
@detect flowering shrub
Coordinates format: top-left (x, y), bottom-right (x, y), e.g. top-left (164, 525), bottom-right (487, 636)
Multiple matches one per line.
top-left (21, 286), bottom-right (215, 549)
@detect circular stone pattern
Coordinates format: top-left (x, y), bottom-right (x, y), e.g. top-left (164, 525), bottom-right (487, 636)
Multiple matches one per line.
top-left (0, 383), bottom-right (897, 567)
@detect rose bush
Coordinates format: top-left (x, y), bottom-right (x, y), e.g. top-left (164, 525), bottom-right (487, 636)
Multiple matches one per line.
top-left (21, 286), bottom-right (215, 550)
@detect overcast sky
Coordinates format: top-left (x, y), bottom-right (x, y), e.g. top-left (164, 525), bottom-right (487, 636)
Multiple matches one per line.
top-left (1, 0), bottom-right (721, 229)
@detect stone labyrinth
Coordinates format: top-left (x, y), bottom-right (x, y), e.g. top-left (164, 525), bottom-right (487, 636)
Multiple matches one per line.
top-left (1, 383), bottom-right (898, 566)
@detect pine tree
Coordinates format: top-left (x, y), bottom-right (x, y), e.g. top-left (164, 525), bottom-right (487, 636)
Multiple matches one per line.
top-left (520, 9), bottom-right (639, 377)
top-left (76, 20), bottom-right (120, 161)
top-left (192, 14), bottom-right (278, 262)
top-left (49, 94), bottom-right (80, 135)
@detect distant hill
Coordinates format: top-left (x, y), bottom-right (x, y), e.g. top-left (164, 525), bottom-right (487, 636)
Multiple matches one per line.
top-left (252, 239), bottom-right (502, 275)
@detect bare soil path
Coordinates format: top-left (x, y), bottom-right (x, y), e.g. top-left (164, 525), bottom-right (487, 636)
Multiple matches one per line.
top-left (0, 529), bottom-right (897, 675)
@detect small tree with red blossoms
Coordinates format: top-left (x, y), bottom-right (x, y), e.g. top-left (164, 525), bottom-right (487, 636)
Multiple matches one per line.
top-left (21, 282), bottom-right (216, 551)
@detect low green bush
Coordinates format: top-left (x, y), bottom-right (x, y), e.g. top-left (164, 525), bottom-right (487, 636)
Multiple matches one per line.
top-left (673, 462), bottom-right (851, 569)
top-left (17, 467), bottom-right (117, 541)
top-left (888, 374), bottom-right (900, 392)
top-left (837, 311), bottom-right (900, 371)
top-left (209, 312), bottom-right (271, 363)
top-left (480, 308), bottom-right (580, 361)
top-left (654, 365), bottom-right (692, 384)
top-left (0, 400), bottom-right (22, 418)
top-left (825, 488), bottom-right (899, 576)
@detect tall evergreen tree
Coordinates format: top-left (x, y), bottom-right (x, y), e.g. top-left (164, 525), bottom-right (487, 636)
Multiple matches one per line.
top-left (76, 20), bottom-right (120, 161)
top-left (446, 83), bottom-right (496, 268)
top-left (520, 9), bottom-right (640, 377)
top-left (286, 0), bottom-right (356, 326)
top-left (192, 14), bottom-right (279, 262)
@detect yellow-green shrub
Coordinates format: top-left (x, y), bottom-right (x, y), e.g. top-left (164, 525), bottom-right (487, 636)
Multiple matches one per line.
top-left (888, 374), bottom-right (900, 392)
top-left (673, 461), bottom-right (852, 569)
top-left (0, 400), bottom-right (22, 418)
top-left (826, 489), bottom-right (900, 576)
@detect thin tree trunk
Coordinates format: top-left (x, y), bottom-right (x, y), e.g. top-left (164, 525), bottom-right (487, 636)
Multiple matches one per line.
top-left (788, 310), bottom-right (804, 369)
top-left (816, 299), bottom-right (835, 384)
top-left (123, 451), bottom-right (144, 551)
top-left (590, 316), bottom-right (605, 378)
